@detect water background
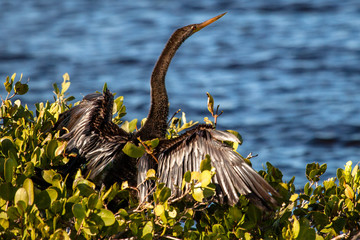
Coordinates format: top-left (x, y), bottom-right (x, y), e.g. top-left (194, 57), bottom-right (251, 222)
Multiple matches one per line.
top-left (1, 0), bottom-right (360, 188)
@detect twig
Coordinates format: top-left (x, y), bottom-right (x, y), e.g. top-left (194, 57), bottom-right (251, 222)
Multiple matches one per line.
top-left (162, 235), bottom-right (182, 240)
top-left (137, 137), bottom-right (158, 163)
top-left (212, 105), bottom-right (223, 127)
top-left (168, 109), bottom-right (181, 125)
top-left (330, 233), bottom-right (348, 240)
top-left (169, 187), bottom-right (191, 203)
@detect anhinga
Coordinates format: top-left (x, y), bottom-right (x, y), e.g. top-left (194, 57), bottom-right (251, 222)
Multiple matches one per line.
top-left (54, 13), bottom-right (279, 209)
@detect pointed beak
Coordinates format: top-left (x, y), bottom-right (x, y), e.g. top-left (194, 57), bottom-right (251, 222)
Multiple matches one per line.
top-left (194, 12), bottom-right (227, 33)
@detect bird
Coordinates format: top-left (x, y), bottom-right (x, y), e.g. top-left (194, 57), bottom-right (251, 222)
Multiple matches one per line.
top-left (53, 13), bottom-right (279, 209)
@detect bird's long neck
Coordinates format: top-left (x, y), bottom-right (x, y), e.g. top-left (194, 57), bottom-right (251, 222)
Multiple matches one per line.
top-left (137, 29), bottom-right (189, 140)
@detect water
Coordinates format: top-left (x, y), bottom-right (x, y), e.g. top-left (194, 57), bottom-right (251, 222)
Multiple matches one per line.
top-left (1, 0), bottom-right (360, 188)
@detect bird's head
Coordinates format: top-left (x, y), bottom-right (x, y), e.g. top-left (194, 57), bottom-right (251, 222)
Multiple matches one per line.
top-left (177, 12), bottom-right (227, 39)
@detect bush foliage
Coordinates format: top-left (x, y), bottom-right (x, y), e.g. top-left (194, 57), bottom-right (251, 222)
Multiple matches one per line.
top-left (0, 73), bottom-right (359, 239)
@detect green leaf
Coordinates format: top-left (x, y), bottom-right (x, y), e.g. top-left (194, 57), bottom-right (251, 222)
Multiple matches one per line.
top-left (118, 209), bottom-right (129, 218)
top-left (200, 155), bottom-right (212, 172)
top-left (122, 142), bottom-right (145, 158)
top-left (7, 206), bottom-right (20, 220)
top-left (96, 209), bottom-right (115, 226)
top-left (24, 162), bottom-right (34, 177)
top-left (0, 218), bottom-right (9, 231)
top-left (121, 119), bottom-right (138, 133)
top-left (42, 169), bottom-right (57, 184)
top-left (1, 137), bottom-right (16, 158)
top-left (212, 224), bottom-right (225, 234)
top-left (72, 203), bottom-right (86, 220)
top-left (129, 222), bottom-right (138, 235)
top-left (4, 158), bottom-right (17, 182)
top-left (52, 83), bottom-right (60, 95)
top-left (102, 183), bottom-right (119, 202)
top-left (88, 193), bottom-right (100, 210)
top-left (229, 206), bottom-right (243, 222)
top-left (142, 221), bottom-right (153, 238)
top-left (14, 188), bottom-right (28, 208)
top-left (35, 189), bottom-right (58, 209)
top-left (102, 82), bottom-right (108, 93)
top-left (4, 75), bottom-right (13, 93)
top-left (76, 182), bottom-right (96, 197)
top-left (51, 200), bottom-right (64, 214)
top-left (23, 178), bottom-right (34, 205)
top-left (0, 183), bottom-right (15, 201)
top-left (203, 183), bottom-right (216, 198)
top-left (14, 81), bottom-right (29, 95)
top-left (159, 187), bottom-right (171, 202)
top-left (46, 139), bottom-right (58, 159)
top-left (50, 229), bottom-right (70, 240)
top-left (184, 171), bottom-right (191, 183)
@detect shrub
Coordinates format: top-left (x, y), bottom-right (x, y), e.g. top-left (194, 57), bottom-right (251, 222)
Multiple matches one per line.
top-left (0, 73), bottom-right (359, 239)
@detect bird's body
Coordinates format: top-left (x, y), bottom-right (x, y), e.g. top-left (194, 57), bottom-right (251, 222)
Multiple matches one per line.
top-left (53, 13), bottom-right (279, 209)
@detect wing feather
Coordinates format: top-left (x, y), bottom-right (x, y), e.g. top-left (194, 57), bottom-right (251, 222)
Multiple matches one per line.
top-left (54, 90), bottom-right (136, 187)
top-left (154, 125), bottom-right (279, 209)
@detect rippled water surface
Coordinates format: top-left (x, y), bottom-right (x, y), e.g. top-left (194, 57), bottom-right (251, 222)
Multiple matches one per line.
top-left (1, 0), bottom-right (360, 187)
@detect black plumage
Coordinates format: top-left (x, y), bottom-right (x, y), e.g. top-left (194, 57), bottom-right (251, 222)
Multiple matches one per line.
top-left (53, 13), bottom-right (279, 209)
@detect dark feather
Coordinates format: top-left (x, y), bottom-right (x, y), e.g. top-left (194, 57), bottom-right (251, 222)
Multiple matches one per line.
top-left (137, 125), bottom-right (279, 209)
top-left (54, 90), bottom-right (137, 187)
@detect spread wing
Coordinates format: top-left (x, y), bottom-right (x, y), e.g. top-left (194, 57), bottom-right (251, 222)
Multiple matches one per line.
top-left (138, 125), bottom-right (279, 209)
top-left (54, 89), bottom-right (137, 187)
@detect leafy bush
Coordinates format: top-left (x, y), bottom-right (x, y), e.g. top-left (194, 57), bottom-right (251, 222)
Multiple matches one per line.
top-left (0, 73), bottom-right (359, 239)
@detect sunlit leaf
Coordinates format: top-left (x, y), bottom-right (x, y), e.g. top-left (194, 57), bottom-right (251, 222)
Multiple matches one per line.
top-left (292, 215), bottom-right (300, 238)
top-left (142, 221), bottom-right (153, 238)
top-left (14, 188), bottom-right (28, 208)
top-left (146, 169), bottom-right (156, 180)
top-left (61, 73), bottom-right (70, 94)
top-left (154, 204), bottom-right (164, 216)
top-left (50, 229), bottom-right (70, 240)
top-left (344, 184), bottom-right (354, 200)
top-left (289, 193), bottom-right (299, 202)
top-left (206, 92), bottom-right (214, 114)
top-left (192, 187), bottom-right (204, 202)
top-left (23, 178), bottom-right (34, 205)
top-left (121, 181), bottom-right (128, 190)
top-left (96, 209), bottom-right (115, 226)
top-left (212, 224), bottom-right (225, 234)
top-left (200, 170), bottom-right (212, 187)
top-left (4, 75), bottom-right (12, 93)
top-left (122, 142), bottom-right (145, 158)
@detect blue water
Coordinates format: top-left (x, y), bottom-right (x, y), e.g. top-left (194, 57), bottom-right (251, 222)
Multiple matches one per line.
top-left (1, 0), bottom-right (360, 187)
